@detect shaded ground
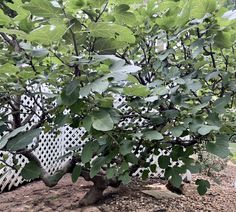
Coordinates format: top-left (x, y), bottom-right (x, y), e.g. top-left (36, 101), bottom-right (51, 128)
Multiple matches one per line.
top-left (0, 162), bottom-right (235, 212)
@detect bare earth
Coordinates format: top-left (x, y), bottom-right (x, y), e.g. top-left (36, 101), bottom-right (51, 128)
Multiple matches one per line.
top-left (0, 162), bottom-right (235, 212)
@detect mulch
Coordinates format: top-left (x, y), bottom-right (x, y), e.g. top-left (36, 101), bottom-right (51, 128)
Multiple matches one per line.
top-left (0, 162), bottom-right (235, 212)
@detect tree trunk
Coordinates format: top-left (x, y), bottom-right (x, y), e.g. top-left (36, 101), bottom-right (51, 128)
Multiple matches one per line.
top-left (79, 171), bottom-right (121, 206)
top-left (79, 176), bottom-right (108, 206)
top-left (79, 184), bottom-right (107, 206)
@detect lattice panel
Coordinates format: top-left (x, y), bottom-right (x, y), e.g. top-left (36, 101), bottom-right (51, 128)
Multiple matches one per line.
top-left (0, 93), bottom-right (166, 192)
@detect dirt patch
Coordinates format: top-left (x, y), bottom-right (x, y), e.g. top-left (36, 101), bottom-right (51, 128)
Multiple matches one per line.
top-left (0, 163), bottom-right (235, 212)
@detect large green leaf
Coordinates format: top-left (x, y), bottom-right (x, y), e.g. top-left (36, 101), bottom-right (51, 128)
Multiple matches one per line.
top-left (206, 134), bottom-right (230, 158)
top-left (0, 126), bottom-right (27, 149)
top-left (198, 125), bottom-right (220, 135)
top-left (176, 0), bottom-right (191, 27)
top-left (191, 0), bottom-right (216, 19)
top-left (143, 130), bottom-right (163, 141)
top-left (214, 31), bottom-right (232, 49)
top-left (213, 96), bottom-right (231, 114)
top-left (92, 110), bottom-right (114, 131)
top-left (114, 4), bottom-right (136, 26)
top-left (90, 156), bottom-right (106, 178)
top-left (23, 0), bottom-right (61, 18)
top-left (119, 140), bottom-right (134, 156)
top-left (124, 85), bottom-right (150, 97)
top-left (21, 161), bottom-right (41, 180)
top-left (81, 141), bottom-right (99, 163)
top-left (27, 24), bottom-right (67, 45)
top-left (170, 126), bottom-right (185, 137)
top-left (6, 128), bottom-right (41, 151)
top-left (6, 0), bottom-right (30, 22)
top-left (61, 80), bottom-right (80, 106)
top-left (0, 64), bottom-right (19, 75)
top-left (80, 77), bottom-right (109, 97)
top-left (88, 22), bottom-right (135, 43)
top-left (0, 10), bottom-right (12, 26)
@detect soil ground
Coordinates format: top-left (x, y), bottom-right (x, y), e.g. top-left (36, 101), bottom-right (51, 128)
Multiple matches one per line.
top-left (0, 162), bottom-right (235, 212)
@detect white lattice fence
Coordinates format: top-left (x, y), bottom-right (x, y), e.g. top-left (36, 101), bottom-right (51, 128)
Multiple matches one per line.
top-left (0, 94), bottom-right (166, 192)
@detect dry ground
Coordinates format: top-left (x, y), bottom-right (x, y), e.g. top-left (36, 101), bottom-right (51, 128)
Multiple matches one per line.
top-left (0, 162), bottom-right (235, 212)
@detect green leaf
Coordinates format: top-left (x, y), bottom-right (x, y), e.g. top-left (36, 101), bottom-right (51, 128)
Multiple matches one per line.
top-left (0, 163), bottom-right (5, 170)
top-left (81, 141), bottom-right (99, 163)
top-left (81, 116), bottom-right (93, 131)
top-left (214, 31), bottom-right (232, 49)
top-left (94, 38), bottom-right (127, 53)
top-left (66, 79), bottom-right (80, 96)
top-left (90, 156), bottom-right (106, 178)
top-left (6, 0), bottom-right (30, 22)
top-left (170, 126), bottom-right (185, 137)
top-left (89, 0), bottom-right (106, 8)
top-left (114, 4), bottom-right (136, 26)
top-left (80, 77), bottom-right (109, 97)
top-left (0, 28), bottom-right (27, 39)
top-left (157, 49), bottom-right (175, 61)
top-left (153, 86), bottom-right (169, 96)
top-left (71, 165), bottom-right (81, 183)
top-left (143, 130), bottom-right (163, 141)
top-left (27, 24), bottom-right (66, 45)
top-left (198, 125), bottom-right (220, 135)
top-left (157, 16), bottom-right (177, 30)
top-left (92, 110), bottom-right (114, 131)
top-left (23, 0), bottom-right (61, 18)
top-left (190, 39), bottom-right (204, 59)
top-left (170, 173), bottom-right (182, 188)
top-left (158, 155), bottom-right (170, 169)
top-left (0, 64), bottom-right (19, 75)
top-left (191, 0), bottom-right (216, 19)
top-left (195, 179), bottom-right (210, 195)
top-left (186, 79), bottom-right (202, 92)
top-left (118, 171), bottom-right (131, 184)
top-left (0, 10), bottom-right (12, 26)
top-left (107, 167), bottom-right (117, 179)
top-left (150, 164), bottom-right (157, 172)
top-left (120, 140), bottom-right (133, 156)
top-left (124, 85), bottom-right (150, 97)
top-left (176, 1), bottom-right (191, 27)
top-left (6, 128), bottom-right (41, 151)
top-left (61, 81), bottom-right (80, 106)
top-left (99, 97), bottom-right (113, 108)
top-left (206, 134), bottom-right (230, 158)
top-left (67, 0), bottom-right (85, 13)
top-left (0, 124), bottom-right (7, 136)
top-left (119, 161), bottom-right (129, 173)
top-left (125, 153), bottom-right (138, 164)
top-left (21, 161), bottom-right (41, 180)
top-left (0, 126), bottom-right (27, 149)
top-left (142, 169), bottom-right (150, 180)
top-left (31, 48), bottom-right (49, 57)
top-left (213, 96), bottom-right (230, 114)
top-left (88, 22), bottom-right (135, 43)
